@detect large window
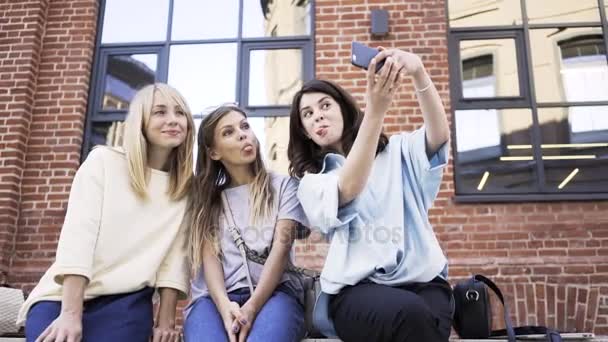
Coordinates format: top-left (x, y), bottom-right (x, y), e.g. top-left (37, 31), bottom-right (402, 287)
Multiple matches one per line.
top-left (448, 0), bottom-right (608, 201)
top-left (84, 0), bottom-right (314, 175)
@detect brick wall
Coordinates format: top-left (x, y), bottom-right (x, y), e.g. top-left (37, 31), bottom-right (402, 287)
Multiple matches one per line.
top-left (1, 0), bottom-right (98, 287)
top-left (1, 0), bottom-right (607, 335)
top-left (0, 0), bottom-right (49, 284)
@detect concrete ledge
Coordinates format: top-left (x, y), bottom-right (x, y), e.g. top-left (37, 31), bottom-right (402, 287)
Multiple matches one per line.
top-left (3, 336), bottom-right (605, 342)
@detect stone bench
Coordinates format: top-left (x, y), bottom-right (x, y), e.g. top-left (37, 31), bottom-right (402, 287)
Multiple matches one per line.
top-left (3, 334), bottom-right (605, 341)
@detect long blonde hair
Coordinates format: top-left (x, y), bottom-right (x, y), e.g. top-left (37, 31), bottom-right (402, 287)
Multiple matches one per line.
top-left (187, 105), bottom-right (274, 269)
top-left (122, 83), bottom-right (195, 200)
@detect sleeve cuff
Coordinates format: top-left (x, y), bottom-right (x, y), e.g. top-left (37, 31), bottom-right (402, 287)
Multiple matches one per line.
top-left (411, 126), bottom-right (449, 172)
top-left (53, 266), bottom-right (92, 285)
top-left (155, 280), bottom-right (189, 300)
top-left (298, 173), bottom-right (359, 235)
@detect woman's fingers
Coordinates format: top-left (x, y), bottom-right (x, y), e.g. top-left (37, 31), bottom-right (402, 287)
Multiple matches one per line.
top-left (389, 72), bottom-right (402, 96)
top-left (375, 57), bottom-right (392, 92)
top-left (383, 60), bottom-right (402, 93)
top-left (366, 58), bottom-right (377, 86)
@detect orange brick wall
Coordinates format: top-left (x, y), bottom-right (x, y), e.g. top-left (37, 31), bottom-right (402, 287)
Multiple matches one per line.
top-left (1, 0), bottom-right (607, 335)
top-left (0, 0), bottom-right (50, 284)
top-left (1, 0), bottom-right (98, 287)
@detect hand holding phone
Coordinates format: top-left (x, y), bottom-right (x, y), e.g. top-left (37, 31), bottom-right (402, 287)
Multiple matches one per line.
top-left (351, 41), bottom-right (386, 73)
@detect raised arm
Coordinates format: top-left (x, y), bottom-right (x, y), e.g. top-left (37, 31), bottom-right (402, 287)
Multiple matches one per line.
top-left (389, 49), bottom-right (450, 156)
top-left (338, 55), bottom-right (401, 205)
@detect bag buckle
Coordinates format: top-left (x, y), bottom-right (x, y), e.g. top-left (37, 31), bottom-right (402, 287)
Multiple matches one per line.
top-left (465, 289), bottom-right (480, 301)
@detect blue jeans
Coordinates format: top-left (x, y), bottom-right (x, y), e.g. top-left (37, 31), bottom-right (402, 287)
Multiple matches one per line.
top-left (25, 287), bottom-right (154, 342)
top-left (184, 288), bottom-right (305, 342)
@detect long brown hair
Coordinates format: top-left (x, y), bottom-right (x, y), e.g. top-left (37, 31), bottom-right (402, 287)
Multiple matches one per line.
top-left (287, 79), bottom-right (388, 178)
top-left (186, 105), bottom-right (274, 268)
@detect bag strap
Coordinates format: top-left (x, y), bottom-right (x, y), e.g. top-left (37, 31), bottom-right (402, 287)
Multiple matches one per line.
top-left (472, 275), bottom-right (516, 341)
top-left (221, 191), bottom-right (320, 279)
top-left (221, 192), bottom-right (255, 294)
top-left (473, 275), bottom-right (562, 342)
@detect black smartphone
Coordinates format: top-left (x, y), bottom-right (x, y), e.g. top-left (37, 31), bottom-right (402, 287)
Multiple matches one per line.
top-left (351, 41), bottom-right (385, 73)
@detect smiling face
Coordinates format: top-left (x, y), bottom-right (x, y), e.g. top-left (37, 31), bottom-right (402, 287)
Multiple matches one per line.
top-left (298, 92), bottom-right (345, 152)
top-left (144, 90), bottom-right (189, 151)
top-left (209, 110), bottom-right (258, 167)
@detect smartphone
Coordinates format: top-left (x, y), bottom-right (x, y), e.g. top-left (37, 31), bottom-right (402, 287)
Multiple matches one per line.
top-left (351, 41), bottom-right (385, 73)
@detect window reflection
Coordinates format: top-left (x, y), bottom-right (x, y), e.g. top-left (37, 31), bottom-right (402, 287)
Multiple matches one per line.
top-left (248, 116), bottom-right (290, 175)
top-left (102, 54), bottom-right (157, 110)
top-left (448, 0), bottom-right (522, 27)
top-left (538, 107), bottom-right (608, 191)
top-left (455, 109), bottom-right (537, 193)
top-left (249, 49), bottom-right (303, 106)
top-left (101, 0), bottom-right (169, 43)
top-left (526, 0), bottom-right (600, 25)
top-left (243, 0), bottom-right (311, 37)
top-left (168, 44), bottom-right (237, 115)
top-left (460, 39), bottom-right (520, 98)
top-left (531, 28), bottom-right (608, 103)
top-left (171, 0), bottom-right (238, 40)
top-left (91, 121), bottom-right (125, 151)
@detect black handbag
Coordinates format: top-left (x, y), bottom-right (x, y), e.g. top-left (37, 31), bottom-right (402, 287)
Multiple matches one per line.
top-left (453, 275), bottom-right (562, 342)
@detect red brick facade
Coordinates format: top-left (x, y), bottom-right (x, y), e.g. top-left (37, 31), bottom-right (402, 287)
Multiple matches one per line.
top-left (1, 0), bottom-right (98, 290)
top-left (1, 0), bottom-right (607, 335)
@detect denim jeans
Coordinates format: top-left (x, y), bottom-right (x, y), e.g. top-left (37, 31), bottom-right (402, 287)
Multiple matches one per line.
top-left (25, 287), bottom-right (154, 342)
top-left (184, 287), bottom-right (305, 342)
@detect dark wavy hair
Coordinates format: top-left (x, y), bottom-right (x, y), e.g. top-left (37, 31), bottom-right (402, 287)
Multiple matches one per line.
top-left (287, 79), bottom-right (388, 178)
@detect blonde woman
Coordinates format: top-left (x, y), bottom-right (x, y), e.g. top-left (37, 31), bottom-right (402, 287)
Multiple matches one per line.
top-left (184, 105), bottom-right (307, 342)
top-left (18, 83), bottom-right (194, 342)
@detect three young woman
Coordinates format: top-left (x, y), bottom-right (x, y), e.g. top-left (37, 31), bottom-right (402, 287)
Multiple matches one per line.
top-left (20, 83), bottom-right (194, 342)
top-left (19, 46), bottom-right (452, 342)
top-left (288, 48), bottom-right (453, 341)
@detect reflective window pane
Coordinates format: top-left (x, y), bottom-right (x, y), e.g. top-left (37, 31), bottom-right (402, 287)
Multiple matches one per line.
top-left (526, 0), bottom-right (600, 25)
top-left (448, 0), bottom-right (522, 27)
top-left (538, 107), bottom-right (608, 191)
top-left (102, 54), bottom-right (157, 110)
top-left (531, 28), bottom-right (608, 103)
top-left (171, 0), bottom-right (238, 40)
top-left (248, 116), bottom-right (291, 175)
top-left (90, 121), bottom-right (125, 150)
top-left (460, 39), bottom-right (520, 98)
top-left (455, 109), bottom-right (538, 193)
top-left (243, 0), bottom-right (311, 37)
top-left (168, 44), bottom-right (237, 115)
top-left (249, 49), bottom-right (303, 106)
top-left (101, 0), bottom-right (169, 43)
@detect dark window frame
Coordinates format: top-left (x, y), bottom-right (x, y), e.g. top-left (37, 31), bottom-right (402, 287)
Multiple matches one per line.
top-left (447, 0), bottom-right (608, 202)
top-left (449, 30), bottom-right (530, 110)
top-left (83, 0), bottom-right (315, 158)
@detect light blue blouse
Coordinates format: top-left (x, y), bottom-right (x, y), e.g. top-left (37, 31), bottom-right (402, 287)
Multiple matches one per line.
top-left (297, 126), bottom-right (449, 337)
